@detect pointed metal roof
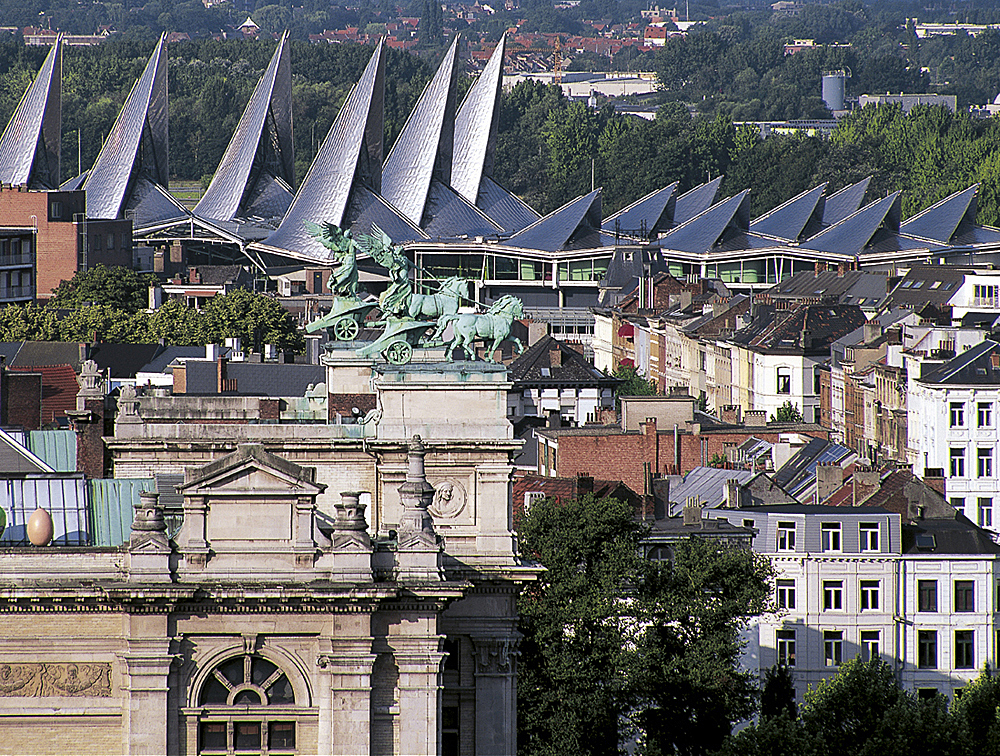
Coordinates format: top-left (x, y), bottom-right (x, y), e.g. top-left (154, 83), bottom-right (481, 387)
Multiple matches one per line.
top-left (803, 191), bottom-right (901, 255)
top-left (900, 185), bottom-right (979, 244)
top-left (658, 190), bottom-right (751, 254)
top-left (602, 183), bottom-right (678, 238)
top-left (382, 36), bottom-right (459, 226)
top-left (506, 188), bottom-right (602, 252)
top-left (452, 34), bottom-right (504, 204)
top-left (476, 175), bottom-right (539, 233)
top-left (423, 179), bottom-right (503, 238)
top-left (822, 176), bottom-right (870, 227)
top-left (0, 38), bottom-right (61, 189)
top-left (750, 183), bottom-right (827, 241)
top-left (83, 34), bottom-right (169, 220)
top-left (195, 32), bottom-right (294, 223)
top-left (672, 177), bottom-right (721, 225)
top-left (253, 41), bottom-right (386, 263)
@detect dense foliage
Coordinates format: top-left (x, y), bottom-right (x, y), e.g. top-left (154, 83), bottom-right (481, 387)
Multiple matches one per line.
top-left (719, 658), bottom-right (994, 756)
top-left (0, 268), bottom-right (303, 351)
top-left (517, 493), bottom-right (773, 756)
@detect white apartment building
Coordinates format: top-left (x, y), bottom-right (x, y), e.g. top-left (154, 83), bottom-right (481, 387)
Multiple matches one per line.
top-left (908, 339), bottom-right (1000, 533)
top-left (707, 504), bottom-right (1000, 700)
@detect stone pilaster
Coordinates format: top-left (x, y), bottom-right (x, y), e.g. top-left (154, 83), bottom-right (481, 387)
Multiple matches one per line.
top-left (178, 495), bottom-right (210, 570)
top-left (317, 625), bottom-right (377, 756)
top-left (471, 635), bottom-right (520, 756)
top-left (389, 636), bottom-right (446, 756)
top-left (120, 616), bottom-right (173, 756)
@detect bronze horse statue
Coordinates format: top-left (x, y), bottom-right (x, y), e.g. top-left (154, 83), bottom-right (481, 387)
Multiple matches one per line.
top-left (438, 295), bottom-right (524, 362)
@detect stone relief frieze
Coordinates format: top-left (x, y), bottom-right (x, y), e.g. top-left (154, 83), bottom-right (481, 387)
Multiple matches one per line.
top-left (0, 662), bottom-right (112, 697)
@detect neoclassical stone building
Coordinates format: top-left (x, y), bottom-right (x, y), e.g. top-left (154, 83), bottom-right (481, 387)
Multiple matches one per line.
top-left (0, 356), bottom-right (535, 755)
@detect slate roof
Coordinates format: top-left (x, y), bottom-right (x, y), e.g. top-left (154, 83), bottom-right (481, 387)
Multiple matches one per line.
top-left (672, 177), bottom-right (721, 224)
top-left (822, 176), bottom-right (870, 226)
top-left (506, 188), bottom-right (604, 252)
top-left (195, 32), bottom-right (294, 224)
top-left (0, 38), bottom-right (61, 189)
top-left (9, 341), bottom-right (82, 371)
top-left (900, 185), bottom-right (979, 244)
top-left (182, 360), bottom-right (326, 396)
top-left (802, 191), bottom-right (901, 255)
top-left (87, 342), bottom-right (162, 379)
top-left (512, 472), bottom-right (640, 515)
top-left (732, 303), bottom-right (868, 353)
top-left (918, 339), bottom-right (1000, 385)
top-left (750, 183), bottom-right (826, 241)
top-left (382, 36), bottom-right (458, 227)
top-left (903, 512), bottom-right (1000, 555)
top-left (659, 466), bottom-right (754, 516)
top-left (83, 34), bottom-right (178, 224)
top-left (763, 269), bottom-right (888, 308)
top-left (508, 335), bottom-right (615, 384)
top-left (881, 263), bottom-right (967, 310)
top-left (475, 175), bottom-right (539, 233)
top-left (657, 189), bottom-right (751, 254)
top-left (602, 183), bottom-right (677, 238)
top-left (135, 345), bottom-right (209, 376)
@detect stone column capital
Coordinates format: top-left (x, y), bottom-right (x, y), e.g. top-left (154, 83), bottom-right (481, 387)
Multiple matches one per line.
top-left (471, 635), bottom-right (521, 676)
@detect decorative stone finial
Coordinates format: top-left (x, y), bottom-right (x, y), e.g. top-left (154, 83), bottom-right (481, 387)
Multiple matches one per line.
top-left (397, 434), bottom-right (439, 551)
top-left (130, 491), bottom-right (168, 549)
top-left (116, 383), bottom-right (141, 424)
top-left (76, 359), bottom-right (105, 410)
top-left (332, 491), bottom-right (371, 550)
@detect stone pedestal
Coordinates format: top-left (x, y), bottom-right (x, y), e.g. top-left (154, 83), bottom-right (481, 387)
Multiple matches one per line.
top-left (472, 636), bottom-right (519, 756)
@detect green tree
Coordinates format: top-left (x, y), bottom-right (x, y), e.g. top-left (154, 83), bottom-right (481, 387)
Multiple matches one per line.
top-left (771, 401), bottom-right (803, 423)
top-left (760, 664), bottom-right (796, 722)
top-left (48, 265), bottom-right (159, 313)
top-left (950, 668), bottom-right (1000, 755)
top-left (202, 288), bottom-right (305, 353)
top-left (517, 494), bottom-right (773, 756)
top-left (613, 364), bottom-right (657, 398)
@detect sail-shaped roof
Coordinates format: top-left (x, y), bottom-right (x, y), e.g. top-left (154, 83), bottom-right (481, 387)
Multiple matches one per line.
top-left (0, 38), bottom-right (61, 189)
top-left (673, 177), bottom-right (722, 225)
top-left (803, 191), bottom-right (901, 255)
top-left (83, 34), bottom-right (181, 225)
top-left (477, 175), bottom-right (540, 233)
top-left (253, 42), bottom-right (426, 263)
top-left (900, 185), bottom-right (979, 244)
top-left (452, 34), bottom-right (505, 204)
top-left (382, 36), bottom-right (459, 227)
top-left (195, 32), bottom-right (294, 223)
top-left (658, 190), bottom-right (751, 254)
top-left (822, 177), bottom-right (870, 227)
top-left (750, 183), bottom-right (827, 241)
top-left (423, 180), bottom-right (503, 238)
top-left (602, 183), bottom-right (677, 238)
top-left (506, 189), bottom-right (604, 252)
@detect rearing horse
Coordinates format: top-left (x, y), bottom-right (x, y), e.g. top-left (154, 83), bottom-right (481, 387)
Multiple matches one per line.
top-left (439, 295), bottom-right (524, 362)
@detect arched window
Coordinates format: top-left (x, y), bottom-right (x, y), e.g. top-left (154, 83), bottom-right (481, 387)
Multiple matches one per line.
top-left (197, 654), bottom-right (300, 755)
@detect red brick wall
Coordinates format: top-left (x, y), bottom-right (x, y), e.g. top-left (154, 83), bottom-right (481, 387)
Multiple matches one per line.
top-left (74, 397), bottom-right (106, 478)
top-left (4, 371), bottom-right (41, 430)
top-left (554, 427), bottom-right (832, 488)
top-left (259, 399), bottom-right (280, 421)
top-left (328, 394), bottom-right (377, 420)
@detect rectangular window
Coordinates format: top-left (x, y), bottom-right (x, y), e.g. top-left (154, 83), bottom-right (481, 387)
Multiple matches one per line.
top-left (234, 722), bottom-right (261, 750)
top-left (955, 631), bottom-right (975, 669)
top-left (951, 448), bottom-right (966, 477)
top-left (50, 200), bottom-right (62, 219)
top-left (824, 630), bottom-right (843, 666)
top-left (821, 522), bottom-right (842, 552)
top-left (813, 367), bottom-right (822, 395)
top-left (980, 402), bottom-right (994, 427)
top-left (777, 522), bottom-right (796, 551)
top-left (268, 722), bottom-right (295, 749)
top-left (777, 368), bottom-right (791, 395)
top-left (823, 580), bottom-right (843, 610)
top-left (777, 579), bottom-right (796, 610)
top-left (860, 580), bottom-right (880, 611)
top-left (777, 630), bottom-right (796, 666)
top-left (106, 233), bottom-right (114, 250)
top-left (860, 523), bottom-right (879, 552)
top-left (956, 580), bottom-right (975, 612)
top-left (442, 706), bottom-right (460, 756)
top-left (918, 630), bottom-right (937, 668)
top-left (951, 402), bottom-right (966, 427)
top-left (861, 630), bottom-right (880, 661)
top-left (199, 722), bottom-right (227, 751)
top-left (918, 580), bottom-right (938, 612)
top-left (980, 497), bottom-right (993, 528)
top-left (952, 496), bottom-right (966, 512)
top-left (979, 448), bottom-right (993, 478)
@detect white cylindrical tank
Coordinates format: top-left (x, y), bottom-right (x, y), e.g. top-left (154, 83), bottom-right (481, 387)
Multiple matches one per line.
top-left (822, 72), bottom-right (846, 112)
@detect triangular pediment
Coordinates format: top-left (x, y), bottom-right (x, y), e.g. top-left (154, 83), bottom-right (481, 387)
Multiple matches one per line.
top-left (179, 444), bottom-right (325, 496)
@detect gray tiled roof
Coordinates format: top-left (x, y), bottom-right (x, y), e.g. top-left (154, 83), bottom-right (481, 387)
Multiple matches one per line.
top-left (0, 38), bottom-right (61, 189)
top-left (476, 176), bottom-right (539, 233)
top-left (822, 176), bottom-right (870, 226)
top-left (750, 183), bottom-right (826, 241)
top-left (506, 188), bottom-right (603, 252)
top-left (900, 184), bottom-right (978, 244)
top-left (672, 177), bottom-right (722, 224)
top-left (918, 339), bottom-right (1000, 385)
top-left (602, 183), bottom-right (677, 237)
top-left (657, 190), bottom-right (751, 254)
top-left (802, 191), bottom-right (901, 255)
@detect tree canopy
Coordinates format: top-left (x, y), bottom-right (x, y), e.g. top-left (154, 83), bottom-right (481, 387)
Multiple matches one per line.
top-left (48, 265), bottom-right (158, 312)
top-left (517, 492), bottom-right (772, 756)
